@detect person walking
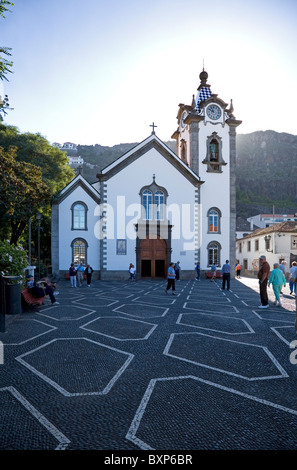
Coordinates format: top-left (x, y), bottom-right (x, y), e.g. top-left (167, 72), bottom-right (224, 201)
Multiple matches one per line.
top-left (165, 262), bottom-right (176, 295)
top-left (221, 259), bottom-right (231, 290)
top-left (279, 260), bottom-right (287, 275)
top-left (257, 255), bottom-right (270, 308)
top-left (175, 261), bottom-right (181, 281)
top-left (210, 263), bottom-right (216, 282)
top-left (129, 264), bottom-right (136, 280)
top-left (279, 260), bottom-right (287, 294)
top-left (128, 263), bottom-right (133, 279)
top-left (69, 263), bottom-right (77, 288)
top-left (268, 263), bottom-right (286, 307)
top-left (85, 264), bottom-right (94, 287)
top-left (76, 262), bottom-right (85, 287)
top-left (235, 263), bottom-right (241, 278)
top-left (195, 262), bottom-right (200, 281)
top-left (289, 261), bottom-right (297, 296)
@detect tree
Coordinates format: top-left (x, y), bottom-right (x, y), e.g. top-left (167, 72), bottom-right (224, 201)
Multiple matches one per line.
top-left (0, 146), bottom-right (51, 245)
top-left (0, 2), bottom-right (14, 81)
top-left (0, 46), bottom-right (12, 82)
top-left (0, 1), bottom-right (14, 18)
top-left (0, 125), bottom-right (75, 247)
top-left (0, 124), bottom-right (75, 194)
top-left (0, 1), bottom-right (14, 121)
top-left (0, 124), bottom-right (75, 252)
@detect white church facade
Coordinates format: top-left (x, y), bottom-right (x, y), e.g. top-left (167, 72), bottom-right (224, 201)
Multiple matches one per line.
top-left (51, 70), bottom-right (241, 279)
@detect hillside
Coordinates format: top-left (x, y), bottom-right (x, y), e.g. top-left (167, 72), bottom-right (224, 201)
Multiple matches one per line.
top-left (77, 140), bottom-right (176, 182)
top-left (75, 131), bottom-right (297, 216)
top-left (236, 131), bottom-right (297, 217)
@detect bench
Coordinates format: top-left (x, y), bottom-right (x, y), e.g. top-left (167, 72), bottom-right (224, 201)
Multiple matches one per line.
top-left (21, 288), bottom-right (45, 309)
top-left (205, 271), bottom-right (222, 279)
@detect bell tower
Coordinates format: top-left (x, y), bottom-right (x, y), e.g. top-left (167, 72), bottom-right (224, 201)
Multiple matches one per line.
top-left (171, 69), bottom-right (242, 274)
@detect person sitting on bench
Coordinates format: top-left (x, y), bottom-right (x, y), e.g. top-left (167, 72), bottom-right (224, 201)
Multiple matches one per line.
top-left (28, 280), bottom-right (59, 305)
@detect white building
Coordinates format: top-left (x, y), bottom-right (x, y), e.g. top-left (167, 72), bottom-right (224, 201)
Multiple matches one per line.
top-left (52, 142), bottom-right (78, 152)
top-left (67, 155), bottom-right (84, 167)
top-left (62, 142), bottom-right (77, 151)
top-left (236, 216), bottom-right (260, 240)
top-left (51, 69), bottom-right (241, 279)
top-left (236, 221), bottom-right (297, 275)
top-left (247, 213), bottom-right (297, 230)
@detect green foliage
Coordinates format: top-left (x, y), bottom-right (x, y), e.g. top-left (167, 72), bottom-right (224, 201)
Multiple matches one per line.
top-left (0, 1), bottom-right (14, 82)
top-left (0, 125), bottom-right (74, 246)
top-left (0, 146), bottom-right (51, 244)
top-left (0, 1), bottom-right (14, 18)
top-left (0, 124), bottom-right (75, 194)
top-left (0, 46), bottom-right (12, 82)
top-left (0, 239), bottom-right (28, 284)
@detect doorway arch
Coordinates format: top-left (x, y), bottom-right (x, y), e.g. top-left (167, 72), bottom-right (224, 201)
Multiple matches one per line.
top-left (140, 237), bottom-right (167, 278)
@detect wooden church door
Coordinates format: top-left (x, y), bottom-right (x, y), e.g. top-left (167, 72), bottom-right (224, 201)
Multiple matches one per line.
top-left (140, 237), bottom-right (166, 278)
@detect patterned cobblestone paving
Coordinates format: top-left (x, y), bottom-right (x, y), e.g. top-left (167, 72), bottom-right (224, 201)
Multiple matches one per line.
top-left (0, 277), bottom-right (296, 451)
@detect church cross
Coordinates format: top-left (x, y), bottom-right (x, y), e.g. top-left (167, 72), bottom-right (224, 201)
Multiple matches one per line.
top-left (150, 122), bottom-right (157, 135)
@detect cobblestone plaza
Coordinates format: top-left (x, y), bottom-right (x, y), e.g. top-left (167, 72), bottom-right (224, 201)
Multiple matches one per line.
top-left (0, 277), bottom-right (297, 451)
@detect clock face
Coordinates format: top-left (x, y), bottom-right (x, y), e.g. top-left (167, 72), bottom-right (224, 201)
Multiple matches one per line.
top-left (207, 104), bottom-right (221, 120)
top-left (181, 111), bottom-right (187, 128)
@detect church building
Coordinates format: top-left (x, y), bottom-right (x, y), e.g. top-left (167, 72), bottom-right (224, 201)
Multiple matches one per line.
top-left (51, 69), bottom-right (241, 279)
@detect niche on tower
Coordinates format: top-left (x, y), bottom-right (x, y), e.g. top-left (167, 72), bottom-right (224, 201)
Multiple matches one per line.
top-left (202, 132), bottom-right (226, 173)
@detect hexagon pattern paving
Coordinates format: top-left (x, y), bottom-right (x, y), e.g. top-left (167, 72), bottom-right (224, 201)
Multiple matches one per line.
top-left (164, 332), bottom-right (287, 380)
top-left (177, 312), bottom-right (254, 334)
top-left (81, 316), bottom-right (157, 340)
top-left (16, 338), bottom-right (133, 396)
top-left (0, 387), bottom-right (69, 450)
top-left (127, 376), bottom-right (297, 450)
top-left (0, 277), bottom-right (297, 451)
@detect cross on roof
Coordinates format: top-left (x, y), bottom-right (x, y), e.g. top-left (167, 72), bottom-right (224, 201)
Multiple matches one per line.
top-left (150, 122), bottom-right (157, 135)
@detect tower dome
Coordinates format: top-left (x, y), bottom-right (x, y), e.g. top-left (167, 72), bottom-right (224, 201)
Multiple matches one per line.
top-left (199, 69), bottom-right (208, 85)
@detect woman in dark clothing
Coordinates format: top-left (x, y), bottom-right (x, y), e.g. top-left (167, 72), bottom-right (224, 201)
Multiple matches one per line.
top-left (85, 264), bottom-right (94, 287)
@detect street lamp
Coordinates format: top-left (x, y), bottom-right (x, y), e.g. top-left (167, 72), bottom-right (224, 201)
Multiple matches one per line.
top-left (36, 212), bottom-right (42, 279)
top-left (264, 235), bottom-right (273, 253)
top-left (28, 217), bottom-right (32, 266)
top-left (0, 94), bottom-right (13, 121)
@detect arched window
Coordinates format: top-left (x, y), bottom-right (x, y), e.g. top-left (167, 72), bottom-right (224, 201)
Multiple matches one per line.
top-left (142, 190), bottom-right (153, 220)
top-left (207, 208), bottom-right (221, 233)
top-left (140, 178), bottom-right (168, 221)
top-left (155, 191), bottom-right (165, 220)
top-left (72, 202), bottom-right (87, 230)
top-left (72, 238), bottom-right (87, 265)
top-left (207, 241), bottom-right (221, 267)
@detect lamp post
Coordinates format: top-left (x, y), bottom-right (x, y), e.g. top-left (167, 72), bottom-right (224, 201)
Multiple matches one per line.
top-left (36, 212), bottom-right (42, 279)
top-left (0, 94), bottom-right (11, 121)
top-left (28, 217), bottom-right (32, 266)
top-left (264, 235), bottom-right (273, 253)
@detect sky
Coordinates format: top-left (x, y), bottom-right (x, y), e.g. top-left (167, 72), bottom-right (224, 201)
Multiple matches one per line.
top-left (1, 0), bottom-right (297, 147)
